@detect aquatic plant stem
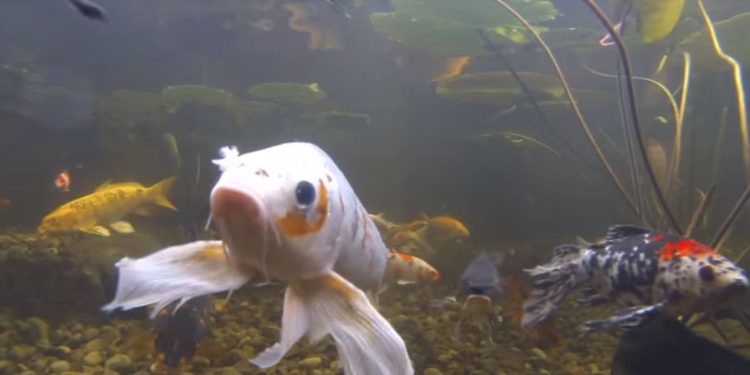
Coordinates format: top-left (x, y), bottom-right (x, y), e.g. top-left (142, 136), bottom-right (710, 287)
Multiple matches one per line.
top-left (475, 29), bottom-right (595, 174)
top-left (710, 184), bottom-right (750, 250)
top-left (491, 0), bottom-right (638, 217)
top-left (580, 0), bottom-right (682, 235)
top-left (615, 58), bottom-right (644, 223)
top-left (711, 107), bottom-right (729, 187)
top-left (697, 1), bottom-right (749, 183)
top-left (685, 184), bottom-right (715, 238)
top-left (665, 53), bottom-right (690, 212)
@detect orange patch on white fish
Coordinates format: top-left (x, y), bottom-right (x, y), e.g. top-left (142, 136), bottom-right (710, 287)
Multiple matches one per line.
top-left (54, 169), bottom-right (71, 192)
top-left (277, 180), bottom-right (329, 236)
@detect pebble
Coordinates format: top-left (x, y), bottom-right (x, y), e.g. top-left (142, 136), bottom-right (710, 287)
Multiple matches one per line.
top-left (49, 360), bottom-right (71, 373)
top-left (531, 347), bottom-right (548, 360)
top-left (298, 356), bottom-right (323, 368)
top-left (27, 317), bottom-right (50, 343)
top-left (84, 338), bottom-right (105, 352)
top-left (9, 345), bottom-right (36, 361)
top-left (104, 354), bottom-right (132, 372)
top-left (83, 351), bottom-right (103, 366)
top-left (83, 328), bottom-right (99, 341)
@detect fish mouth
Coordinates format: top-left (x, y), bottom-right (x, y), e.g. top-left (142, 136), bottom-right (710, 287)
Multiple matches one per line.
top-left (210, 186), bottom-right (280, 282)
top-left (726, 279), bottom-right (749, 297)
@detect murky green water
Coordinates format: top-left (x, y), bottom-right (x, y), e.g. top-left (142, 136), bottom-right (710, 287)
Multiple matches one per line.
top-left (1, 0), bottom-right (750, 374)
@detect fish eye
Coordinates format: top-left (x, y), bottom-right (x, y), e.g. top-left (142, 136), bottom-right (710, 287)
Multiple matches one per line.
top-left (295, 180), bottom-right (316, 208)
top-left (699, 266), bottom-right (715, 282)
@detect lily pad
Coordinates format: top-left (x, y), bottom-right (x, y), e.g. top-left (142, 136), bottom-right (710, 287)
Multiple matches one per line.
top-left (234, 100), bottom-right (283, 117)
top-left (248, 82), bottom-right (327, 105)
top-left (675, 12), bottom-right (750, 72)
top-left (436, 71), bottom-right (562, 106)
top-left (96, 90), bottom-right (165, 129)
top-left (436, 72), bottom-right (613, 110)
top-left (161, 84), bottom-right (236, 114)
top-left (389, 0), bottom-right (557, 28)
top-left (300, 110), bottom-right (371, 128)
top-left (636, 0), bottom-right (687, 44)
top-left (372, 13), bottom-right (542, 57)
top-left (370, 0), bottom-right (555, 57)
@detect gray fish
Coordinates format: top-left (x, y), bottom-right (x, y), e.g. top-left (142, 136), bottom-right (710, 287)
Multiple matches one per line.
top-left (67, 0), bottom-right (107, 22)
top-left (459, 251), bottom-right (503, 297)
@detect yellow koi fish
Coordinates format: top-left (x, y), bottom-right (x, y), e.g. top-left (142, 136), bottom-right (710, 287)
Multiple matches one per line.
top-left (423, 214), bottom-right (470, 241)
top-left (103, 143), bottom-right (413, 375)
top-left (38, 176), bottom-right (177, 237)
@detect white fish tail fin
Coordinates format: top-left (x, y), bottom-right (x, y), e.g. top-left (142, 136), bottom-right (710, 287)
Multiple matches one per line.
top-left (147, 176), bottom-right (178, 211)
top-left (251, 286), bottom-right (311, 368)
top-left (102, 240), bottom-right (251, 318)
top-left (522, 245), bottom-right (591, 329)
top-left (251, 272), bottom-right (413, 375)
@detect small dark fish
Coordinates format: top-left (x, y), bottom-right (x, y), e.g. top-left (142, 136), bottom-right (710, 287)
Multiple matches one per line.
top-left (459, 251), bottom-right (503, 297)
top-left (153, 295), bottom-right (212, 367)
top-left (611, 316), bottom-right (750, 375)
top-left (67, 0), bottom-right (107, 22)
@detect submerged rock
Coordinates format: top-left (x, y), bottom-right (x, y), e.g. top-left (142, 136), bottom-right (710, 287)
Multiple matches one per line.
top-left (0, 231), bottom-right (161, 318)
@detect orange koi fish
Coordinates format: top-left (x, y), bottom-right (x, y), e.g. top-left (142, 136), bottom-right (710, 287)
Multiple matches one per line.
top-left (54, 169), bottom-right (71, 192)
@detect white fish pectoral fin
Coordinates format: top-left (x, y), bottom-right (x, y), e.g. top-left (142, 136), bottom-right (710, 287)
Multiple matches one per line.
top-left (109, 221), bottom-right (135, 234)
top-left (101, 240), bottom-right (251, 318)
top-left (251, 286), bottom-right (311, 368)
top-left (303, 272), bottom-right (414, 375)
top-left (80, 225), bottom-right (111, 236)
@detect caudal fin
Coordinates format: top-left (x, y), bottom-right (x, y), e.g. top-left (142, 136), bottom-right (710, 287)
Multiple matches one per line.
top-left (102, 240), bottom-right (252, 318)
top-left (147, 176), bottom-right (179, 211)
top-left (522, 245), bottom-right (590, 329)
top-left (251, 272), bottom-right (413, 375)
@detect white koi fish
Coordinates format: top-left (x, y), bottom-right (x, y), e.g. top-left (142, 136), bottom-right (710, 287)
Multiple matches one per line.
top-left (103, 142), bottom-right (413, 375)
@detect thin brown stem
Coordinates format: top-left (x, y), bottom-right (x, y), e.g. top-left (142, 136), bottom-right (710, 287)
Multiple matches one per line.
top-left (697, 1), bottom-right (750, 182)
top-left (685, 185), bottom-right (715, 238)
top-left (711, 184), bottom-right (750, 250)
top-left (580, 0), bottom-right (682, 234)
top-left (665, 53), bottom-right (690, 211)
top-left (491, 0), bottom-right (638, 218)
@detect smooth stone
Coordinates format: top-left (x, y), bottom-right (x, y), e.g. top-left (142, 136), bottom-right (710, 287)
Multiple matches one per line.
top-left (83, 351), bottom-right (103, 366)
top-left (49, 360), bottom-right (71, 373)
top-left (531, 347), bottom-right (548, 360)
top-left (84, 338), bottom-right (105, 352)
top-left (83, 328), bottom-right (99, 341)
top-left (104, 354), bottom-right (132, 372)
top-left (298, 356), bottom-right (323, 368)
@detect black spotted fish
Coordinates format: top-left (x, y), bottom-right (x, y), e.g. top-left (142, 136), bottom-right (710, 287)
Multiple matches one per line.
top-left (103, 143), bottom-right (413, 375)
top-left (523, 225), bottom-right (749, 332)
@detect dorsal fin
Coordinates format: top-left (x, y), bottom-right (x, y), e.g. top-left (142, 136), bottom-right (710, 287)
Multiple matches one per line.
top-left (605, 225), bottom-right (652, 244)
top-left (95, 181), bottom-right (143, 192)
top-left (94, 180), bottom-right (113, 191)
